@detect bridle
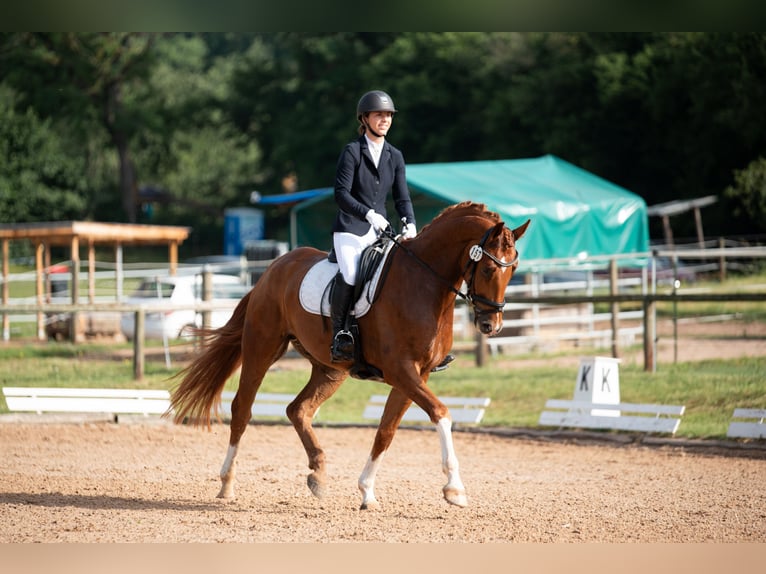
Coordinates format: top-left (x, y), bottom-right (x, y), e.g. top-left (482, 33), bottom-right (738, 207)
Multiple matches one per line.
top-left (383, 224), bottom-right (519, 320)
top-left (461, 225), bottom-right (519, 320)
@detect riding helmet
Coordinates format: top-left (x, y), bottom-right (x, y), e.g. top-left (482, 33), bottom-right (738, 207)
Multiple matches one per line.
top-left (356, 90), bottom-right (397, 121)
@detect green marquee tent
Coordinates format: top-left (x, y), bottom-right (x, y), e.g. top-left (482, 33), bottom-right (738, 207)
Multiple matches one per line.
top-left (290, 154), bottom-right (649, 261)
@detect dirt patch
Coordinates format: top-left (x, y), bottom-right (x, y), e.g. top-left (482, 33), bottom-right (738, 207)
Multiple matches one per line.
top-left (1, 421), bottom-right (764, 542)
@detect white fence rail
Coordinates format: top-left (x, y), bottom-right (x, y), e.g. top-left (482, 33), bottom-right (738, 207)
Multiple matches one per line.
top-left (2, 244), bottom-right (766, 378)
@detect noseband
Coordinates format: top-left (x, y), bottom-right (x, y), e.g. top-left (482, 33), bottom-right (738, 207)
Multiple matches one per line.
top-left (462, 226), bottom-right (518, 320)
top-left (384, 224), bottom-right (519, 320)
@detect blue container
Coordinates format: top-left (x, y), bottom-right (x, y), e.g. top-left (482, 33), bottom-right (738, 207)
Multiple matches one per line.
top-left (224, 208), bottom-right (264, 255)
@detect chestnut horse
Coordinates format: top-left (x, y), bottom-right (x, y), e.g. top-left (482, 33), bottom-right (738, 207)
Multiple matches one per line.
top-left (169, 201), bottom-right (529, 509)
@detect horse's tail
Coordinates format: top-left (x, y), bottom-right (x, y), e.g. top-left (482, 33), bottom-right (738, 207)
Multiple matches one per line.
top-left (168, 290), bottom-right (252, 428)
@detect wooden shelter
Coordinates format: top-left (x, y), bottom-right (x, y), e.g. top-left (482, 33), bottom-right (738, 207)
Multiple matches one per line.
top-left (646, 195), bottom-right (717, 249)
top-left (0, 221), bottom-right (190, 341)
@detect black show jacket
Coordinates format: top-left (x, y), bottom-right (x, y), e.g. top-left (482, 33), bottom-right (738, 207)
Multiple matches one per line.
top-left (332, 135), bottom-right (416, 236)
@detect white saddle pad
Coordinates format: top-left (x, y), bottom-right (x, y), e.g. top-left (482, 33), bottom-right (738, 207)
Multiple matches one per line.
top-left (299, 242), bottom-right (395, 318)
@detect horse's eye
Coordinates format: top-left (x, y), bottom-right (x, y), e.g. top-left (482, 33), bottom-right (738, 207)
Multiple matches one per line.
top-left (481, 266), bottom-right (494, 278)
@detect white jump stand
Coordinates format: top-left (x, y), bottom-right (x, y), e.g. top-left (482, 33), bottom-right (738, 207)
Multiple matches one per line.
top-left (573, 356), bottom-right (621, 416)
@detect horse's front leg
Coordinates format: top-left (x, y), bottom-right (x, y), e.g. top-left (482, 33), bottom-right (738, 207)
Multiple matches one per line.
top-left (358, 388), bottom-right (411, 510)
top-left (402, 379), bottom-right (469, 507)
top-left (436, 417), bottom-right (468, 507)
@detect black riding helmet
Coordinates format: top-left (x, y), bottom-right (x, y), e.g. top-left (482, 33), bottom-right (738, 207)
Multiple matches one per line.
top-left (356, 90), bottom-right (397, 122)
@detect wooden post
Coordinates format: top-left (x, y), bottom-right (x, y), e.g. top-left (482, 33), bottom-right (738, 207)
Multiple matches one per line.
top-left (661, 214), bottom-right (674, 248)
top-left (610, 258), bottom-right (619, 358)
top-left (643, 297), bottom-right (656, 372)
top-left (133, 308), bottom-right (145, 380)
top-left (1, 239), bottom-right (8, 341)
top-left (34, 242), bottom-right (45, 340)
top-left (169, 241), bottom-right (178, 276)
top-left (202, 265), bottom-right (213, 329)
top-left (69, 236), bottom-right (80, 342)
top-left (718, 237), bottom-right (726, 282)
top-left (475, 331), bottom-right (487, 367)
top-left (87, 240), bottom-right (96, 303)
top-left (44, 244), bottom-right (51, 303)
top-left (115, 244), bottom-right (124, 301)
top-left (693, 206), bottom-right (705, 250)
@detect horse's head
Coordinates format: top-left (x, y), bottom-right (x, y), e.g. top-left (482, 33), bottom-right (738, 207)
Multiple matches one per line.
top-left (464, 218), bottom-right (530, 335)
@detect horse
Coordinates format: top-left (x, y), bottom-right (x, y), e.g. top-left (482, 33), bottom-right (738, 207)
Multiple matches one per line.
top-left (169, 201), bottom-right (530, 509)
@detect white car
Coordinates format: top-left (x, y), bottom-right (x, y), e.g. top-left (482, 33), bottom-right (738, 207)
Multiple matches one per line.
top-left (120, 274), bottom-right (248, 341)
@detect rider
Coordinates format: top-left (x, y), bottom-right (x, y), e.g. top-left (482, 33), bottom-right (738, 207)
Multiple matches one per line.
top-left (329, 90), bottom-right (454, 372)
top-left (330, 89), bottom-right (417, 362)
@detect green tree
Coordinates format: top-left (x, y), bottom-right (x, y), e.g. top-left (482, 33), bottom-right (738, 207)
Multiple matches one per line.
top-left (130, 34), bottom-right (262, 219)
top-left (0, 85), bottom-right (88, 222)
top-left (725, 157), bottom-right (766, 233)
top-left (1, 32), bottom-right (156, 223)
top-left (227, 33), bottom-right (398, 194)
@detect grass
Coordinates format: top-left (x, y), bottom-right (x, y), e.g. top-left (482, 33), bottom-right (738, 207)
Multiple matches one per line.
top-left (0, 342), bottom-right (763, 440)
top-left (2, 268), bottom-right (764, 439)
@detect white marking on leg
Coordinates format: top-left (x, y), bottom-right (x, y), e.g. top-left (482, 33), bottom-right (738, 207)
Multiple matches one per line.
top-left (358, 452), bottom-right (386, 509)
top-left (436, 417), bottom-right (468, 507)
top-left (217, 444), bottom-right (238, 499)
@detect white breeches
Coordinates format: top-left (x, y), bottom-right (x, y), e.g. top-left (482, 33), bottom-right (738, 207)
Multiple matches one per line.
top-left (333, 227), bottom-right (376, 285)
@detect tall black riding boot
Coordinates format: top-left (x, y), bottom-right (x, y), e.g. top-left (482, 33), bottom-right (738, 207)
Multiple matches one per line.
top-left (330, 273), bottom-right (355, 362)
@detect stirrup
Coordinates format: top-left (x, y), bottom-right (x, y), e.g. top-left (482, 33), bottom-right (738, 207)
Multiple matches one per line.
top-left (331, 330), bottom-right (355, 362)
top-left (431, 354), bottom-right (455, 373)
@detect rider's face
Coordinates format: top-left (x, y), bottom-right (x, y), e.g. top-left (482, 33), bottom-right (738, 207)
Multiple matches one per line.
top-left (365, 111), bottom-right (393, 137)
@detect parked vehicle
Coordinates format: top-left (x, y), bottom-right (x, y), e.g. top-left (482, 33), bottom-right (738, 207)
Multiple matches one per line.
top-left (120, 274), bottom-right (248, 341)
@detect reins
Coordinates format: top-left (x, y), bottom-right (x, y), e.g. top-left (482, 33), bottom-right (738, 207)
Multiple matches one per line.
top-left (382, 223), bottom-right (518, 317)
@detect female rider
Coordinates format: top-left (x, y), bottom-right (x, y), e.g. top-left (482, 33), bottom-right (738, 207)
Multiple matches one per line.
top-left (329, 90), bottom-right (417, 362)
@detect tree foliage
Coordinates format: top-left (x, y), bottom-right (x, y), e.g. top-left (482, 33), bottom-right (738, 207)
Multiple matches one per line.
top-left (1, 32), bottom-right (765, 250)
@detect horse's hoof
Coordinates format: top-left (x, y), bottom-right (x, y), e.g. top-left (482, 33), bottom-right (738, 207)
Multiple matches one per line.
top-left (307, 473), bottom-right (327, 499)
top-left (216, 486), bottom-right (235, 499)
top-left (359, 499), bottom-right (381, 511)
top-left (443, 487), bottom-right (468, 507)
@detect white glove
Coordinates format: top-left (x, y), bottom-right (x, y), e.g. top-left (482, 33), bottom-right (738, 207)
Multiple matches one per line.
top-left (402, 223), bottom-right (417, 239)
top-left (365, 209), bottom-right (390, 232)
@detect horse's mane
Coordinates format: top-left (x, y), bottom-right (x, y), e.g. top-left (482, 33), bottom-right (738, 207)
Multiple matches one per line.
top-left (418, 201), bottom-right (501, 235)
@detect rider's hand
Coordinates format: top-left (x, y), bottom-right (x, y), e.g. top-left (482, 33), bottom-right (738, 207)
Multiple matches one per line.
top-left (402, 223), bottom-right (417, 239)
top-left (365, 209), bottom-right (390, 232)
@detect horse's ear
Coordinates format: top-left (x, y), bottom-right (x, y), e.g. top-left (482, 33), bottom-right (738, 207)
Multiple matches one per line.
top-left (511, 219), bottom-right (531, 241)
top-left (489, 221), bottom-right (506, 240)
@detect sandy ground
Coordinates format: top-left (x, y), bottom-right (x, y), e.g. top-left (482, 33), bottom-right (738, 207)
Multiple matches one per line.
top-left (0, 317), bottom-right (764, 543)
top-left (0, 421), bottom-right (764, 543)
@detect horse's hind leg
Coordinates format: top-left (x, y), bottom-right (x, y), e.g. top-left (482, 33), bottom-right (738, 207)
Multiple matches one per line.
top-left (218, 335), bottom-right (288, 499)
top-left (285, 363), bottom-right (347, 499)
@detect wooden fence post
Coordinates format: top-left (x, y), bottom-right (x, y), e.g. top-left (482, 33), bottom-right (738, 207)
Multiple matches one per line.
top-left (202, 265), bottom-right (213, 329)
top-left (69, 236), bottom-right (80, 342)
top-left (643, 296), bottom-right (656, 372)
top-left (718, 237), bottom-right (727, 282)
top-left (133, 308), bottom-right (145, 380)
top-left (1, 239), bottom-right (8, 341)
top-left (475, 332), bottom-right (488, 367)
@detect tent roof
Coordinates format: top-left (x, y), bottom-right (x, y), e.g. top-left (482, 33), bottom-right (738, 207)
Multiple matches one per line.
top-left (404, 155), bottom-right (649, 260)
top-left (291, 154), bottom-right (649, 261)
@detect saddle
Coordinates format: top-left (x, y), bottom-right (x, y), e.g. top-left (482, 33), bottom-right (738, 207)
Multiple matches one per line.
top-left (299, 237), bottom-right (395, 318)
top-left (298, 238), bottom-right (396, 381)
